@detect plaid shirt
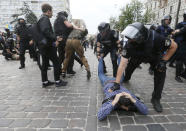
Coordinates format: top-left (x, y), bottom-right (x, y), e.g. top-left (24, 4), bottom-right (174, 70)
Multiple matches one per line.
top-left (97, 82), bottom-right (148, 120)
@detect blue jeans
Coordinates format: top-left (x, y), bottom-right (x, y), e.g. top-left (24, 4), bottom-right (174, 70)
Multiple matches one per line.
top-left (98, 57), bottom-right (124, 86)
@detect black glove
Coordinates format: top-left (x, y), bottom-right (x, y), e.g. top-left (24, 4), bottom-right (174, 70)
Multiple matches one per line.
top-left (156, 60), bottom-right (167, 72)
top-left (110, 82), bottom-right (120, 91)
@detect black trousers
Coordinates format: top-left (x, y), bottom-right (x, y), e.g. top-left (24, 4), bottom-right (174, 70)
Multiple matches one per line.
top-left (19, 43), bottom-right (34, 67)
top-left (124, 57), bottom-right (166, 100)
top-left (101, 47), bottom-right (118, 77)
top-left (39, 45), bottom-right (60, 82)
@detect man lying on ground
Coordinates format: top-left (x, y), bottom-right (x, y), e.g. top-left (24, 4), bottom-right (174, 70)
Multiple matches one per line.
top-left (97, 58), bottom-right (148, 120)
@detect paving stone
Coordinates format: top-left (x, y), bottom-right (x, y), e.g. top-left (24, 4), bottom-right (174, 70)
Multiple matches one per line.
top-left (9, 119), bottom-right (31, 127)
top-left (134, 116), bottom-right (154, 124)
top-left (16, 129), bottom-right (36, 131)
top-left (48, 113), bottom-right (67, 118)
top-left (0, 119), bottom-right (14, 127)
top-left (98, 127), bottom-right (110, 131)
top-left (122, 125), bottom-right (147, 131)
top-left (146, 124), bottom-right (166, 131)
top-left (86, 116), bottom-right (97, 131)
top-left (167, 115), bottom-right (185, 122)
top-left (153, 116), bottom-right (169, 123)
top-left (179, 123), bottom-right (186, 130)
top-left (63, 129), bottom-right (83, 131)
top-left (24, 106), bottom-right (43, 112)
top-left (0, 112), bottom-right (8, 118)
top-left (39, 129), bottom-right (61, 131)
top-left (29, 119), bottom-right (51, 128)
top-left (6, 112), bottom-right (27, 118)
top-left (108, 116), bottom-right (120, 131)
top-left (68, 119), bottom-right (85, 128)
top-left (68, 113), bottom-right (87, 119)
top-left (49, 119), bottom-right (69, 128)
top-left (27, 113), bottom-right (48, 118)
top-left (0, 128), bottom-right (14, 131)
top-left (163, 124), bottom-right (183, 131)
top-left (120, 116), bottom-right (135, 125)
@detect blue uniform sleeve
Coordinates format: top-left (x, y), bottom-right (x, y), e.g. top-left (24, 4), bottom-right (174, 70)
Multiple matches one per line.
top-left (97, 101), bottom-right (115, 121)
top-left (134, 99), bottom-right (148, 115)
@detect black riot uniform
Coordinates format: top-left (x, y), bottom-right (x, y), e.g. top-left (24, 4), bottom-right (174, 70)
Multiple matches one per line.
top-left (54, 11), bottom-right (73, 70)
top-left (118, 22), bottom-right (173, 112)
top-left (15, 19), bottom-right (34, 69)
top-left (174, 13), bottom-right (186, 82)
top-left (97, 22), bottom-right (119, 77)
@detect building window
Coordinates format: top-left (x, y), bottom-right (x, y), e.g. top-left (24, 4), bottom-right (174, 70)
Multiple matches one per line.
top-left (170, 6), bottom-right (173, 14)
top-left (163, 8), bottom-right (165, 16)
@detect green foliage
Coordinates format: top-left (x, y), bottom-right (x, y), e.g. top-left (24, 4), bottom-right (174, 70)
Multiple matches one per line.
top-left (110, 0), bottom-right (154, 31)
top-left (11, 2), bottom-right (37, 25)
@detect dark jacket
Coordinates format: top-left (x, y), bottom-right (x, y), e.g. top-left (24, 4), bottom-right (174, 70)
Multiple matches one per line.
top-left (38, 14), bottom-right (56, 44)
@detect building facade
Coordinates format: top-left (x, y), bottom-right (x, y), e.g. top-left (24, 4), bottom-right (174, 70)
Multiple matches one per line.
top-left (145, 0), bottom-right (186, 29)
top-left (0, 0), bottom-right (70, 31)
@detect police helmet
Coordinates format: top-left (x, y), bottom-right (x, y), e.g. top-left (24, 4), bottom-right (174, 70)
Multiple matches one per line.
top-left (57, 11), bottom-right (68, 18)
top-left (122, 22), bottom-right (148, 44)
top-left (98, 22), bottom-right (110, 33)
top-left (163, 15), bottom-right (172, 21)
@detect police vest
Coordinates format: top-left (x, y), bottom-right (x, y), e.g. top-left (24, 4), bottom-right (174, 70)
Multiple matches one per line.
top-left (158, 25), bottom-right (172, 38)
top-left (99, 30), bottom-right (118, 47)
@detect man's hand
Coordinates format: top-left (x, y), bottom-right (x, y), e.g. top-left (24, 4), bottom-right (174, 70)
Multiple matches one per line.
top-left (29, 40), bottom-right (34, 45)
top-left (112, 93), bottom-right (122, 106)
top-left (57, 36), bottom-right (63, 42)
top-left (156, 60), bottom-right (167, 72)
top-left (121, 92), bottom-right (136, 103)
top-left (55, 41), bottom-right (60, 47)
top-left (108, 82), bottom-right (120, 92)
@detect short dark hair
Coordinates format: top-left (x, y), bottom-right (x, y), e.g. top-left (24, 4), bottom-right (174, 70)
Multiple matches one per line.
top-left (41, 3), bottom-right (52, 13)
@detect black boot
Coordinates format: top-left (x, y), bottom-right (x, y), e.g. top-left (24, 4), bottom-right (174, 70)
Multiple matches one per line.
top-left (175, 76), bottom-right (183, 83)
top-left (151, 98), bottom-right (163, 112)
top-left (19, 65), bottom-right (25, 69)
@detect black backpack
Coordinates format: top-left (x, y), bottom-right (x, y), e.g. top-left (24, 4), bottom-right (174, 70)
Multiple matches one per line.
top-left (29, 23), bottom-right (47, 45)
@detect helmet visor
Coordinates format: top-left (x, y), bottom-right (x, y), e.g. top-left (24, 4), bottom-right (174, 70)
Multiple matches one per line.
top-left (123, 26), bottom-right (139, 40)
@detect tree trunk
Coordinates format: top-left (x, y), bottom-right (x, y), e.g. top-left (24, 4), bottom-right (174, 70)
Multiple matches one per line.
top-left (175, 0), bottom-right (181, 29)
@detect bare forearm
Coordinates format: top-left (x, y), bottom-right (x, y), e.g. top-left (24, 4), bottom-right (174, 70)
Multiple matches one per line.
top-left (163, 40), bottom-right (177, 61)
top-left (115, 57), bottom-right (128, 83)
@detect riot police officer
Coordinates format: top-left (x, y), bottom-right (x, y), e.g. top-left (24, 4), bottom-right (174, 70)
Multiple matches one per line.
top-left (173, 11), bottom-right (186, 82)
top-left (156, 15), bottom-right (173, 38)
top-left (96, 22), bottom-right (120, 77)
top-left (111, 22), bottom-right (177, 112)
top-left (15, 17), bottom-right (33, 69)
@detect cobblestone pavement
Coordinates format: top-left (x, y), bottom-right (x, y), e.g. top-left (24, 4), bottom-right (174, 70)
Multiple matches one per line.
top-left (0, 48), bottom-right (186, 131)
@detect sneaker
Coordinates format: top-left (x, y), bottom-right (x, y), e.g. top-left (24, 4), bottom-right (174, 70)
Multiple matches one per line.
top-left (67, 70), bottom-right (76, 75)
top-left (19, 65), bottom-right (25, 69)
top-left (151, 98), bottom-right (163, 112)
top-left (55, 80), bottom-right (68, 87)
top-left (87, 70), bottom-right (91, 80)
top-left (42, 81), bottom-right (54, 88)
top-left (175, 76), bottom-right (183, 83)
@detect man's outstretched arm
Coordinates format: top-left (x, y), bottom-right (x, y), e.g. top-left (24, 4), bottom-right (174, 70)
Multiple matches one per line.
top-left (115, 56), bottom-right (128, 83)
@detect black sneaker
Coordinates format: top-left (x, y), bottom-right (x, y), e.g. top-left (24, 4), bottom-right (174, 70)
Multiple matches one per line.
top-left (175, 76), bottom-right (183, 83)
top-left (42, 81), bottom-right (54, 88)
top-left (87, 70), bottom-right (91, 80)
top-left (151, 98), bottom-right (163, 112)
top-left (55, 80), bottom-right (68, 87)
top-left (67, 70), bottom-right (76, 75)
top-left (19, 65), bottom-right (25, 69)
